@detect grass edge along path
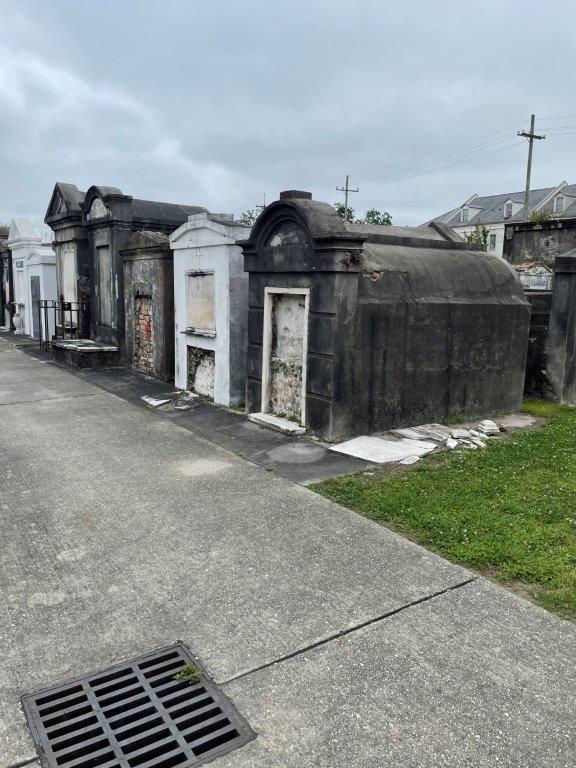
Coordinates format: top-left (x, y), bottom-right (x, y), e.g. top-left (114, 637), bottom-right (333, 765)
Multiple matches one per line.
top-left (313, 400), bottom-right (576, 620)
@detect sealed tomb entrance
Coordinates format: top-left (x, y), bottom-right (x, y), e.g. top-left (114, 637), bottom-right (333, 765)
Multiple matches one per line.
top-left (134, 293), bottom-right (154, 374)
top-left (185, 270), bottom-right (216, 399)
top-left (262, 288), bottom-right (309, 425)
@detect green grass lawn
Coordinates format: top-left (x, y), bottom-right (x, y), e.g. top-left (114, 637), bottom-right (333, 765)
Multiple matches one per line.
top-left (314, 400), bottom-right (576, 620)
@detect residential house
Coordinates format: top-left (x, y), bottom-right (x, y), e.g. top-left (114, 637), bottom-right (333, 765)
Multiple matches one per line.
top-left (428, 182), bottom-right (576, 257)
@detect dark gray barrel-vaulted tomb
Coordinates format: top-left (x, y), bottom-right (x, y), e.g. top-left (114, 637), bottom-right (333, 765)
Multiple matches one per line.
top-left (239, 190), bottom-right (531, 441)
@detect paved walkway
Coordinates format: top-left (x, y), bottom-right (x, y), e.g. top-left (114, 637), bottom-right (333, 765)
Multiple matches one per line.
top-left (1, 340), bottom-right (575, 767)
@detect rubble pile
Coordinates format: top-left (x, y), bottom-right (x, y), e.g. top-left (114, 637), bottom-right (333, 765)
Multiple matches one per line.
top-left (392, 419), bottom-right (504, 456)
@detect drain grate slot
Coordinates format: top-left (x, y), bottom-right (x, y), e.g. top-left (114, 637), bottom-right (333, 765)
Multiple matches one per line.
top-left (22, 644), bottom-right (255, 767)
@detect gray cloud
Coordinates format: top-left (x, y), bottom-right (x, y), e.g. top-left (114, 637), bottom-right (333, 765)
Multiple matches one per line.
top-left (1, 0), bottom-right (575, 225)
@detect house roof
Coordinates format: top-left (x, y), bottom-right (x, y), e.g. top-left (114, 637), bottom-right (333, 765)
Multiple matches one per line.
top-left (431, 187), bottom-right (555, 227)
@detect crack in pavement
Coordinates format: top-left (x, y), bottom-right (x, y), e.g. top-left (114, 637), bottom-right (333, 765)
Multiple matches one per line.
top-left (221, 576), bottom-right (477, 685)
top-left (0, 393), bottom-right (99, 407)
top-left (7, 758), bottom-right (38, 768)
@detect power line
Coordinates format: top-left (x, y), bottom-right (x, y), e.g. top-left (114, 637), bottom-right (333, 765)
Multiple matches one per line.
top-left (344, 135), bottom-right (521, 188)
top-left (537, 115), bottom-right (576, 121)
top-left (311, 119), bottom-right (528, 195)
top-left (357, 140), bottom-right (525, 191)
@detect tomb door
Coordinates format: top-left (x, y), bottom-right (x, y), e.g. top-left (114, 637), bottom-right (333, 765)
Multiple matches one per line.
top-left (262, 288), bottom-right (310, 425)
top-left (96, 245), bottom-right (112, 326)
top-left (30, 275), bottom-right (40, 339)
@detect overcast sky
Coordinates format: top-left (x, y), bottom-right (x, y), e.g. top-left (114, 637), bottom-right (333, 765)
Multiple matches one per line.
top-left (1, 0), bottom-right (575, 227)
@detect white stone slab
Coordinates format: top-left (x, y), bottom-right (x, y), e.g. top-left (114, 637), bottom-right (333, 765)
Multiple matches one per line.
top-left (399, 455), bottom-right (421, 465)
top-left (413, 423), bottom-right (453, 442)
top-left (330, 436), bottom-right (434, 464)
top-left (451, 428), bottom-right (471, 439)
top-left (391, 427), bottom-right (429, 440)
top-left (141, 396), bottom-right (173, 408)
top-left (397, 438), bottom-right (437, 454)
top-left (52, 339), bottom-right (118, 352)
top-left (248, 412), bottom-right (306, 435)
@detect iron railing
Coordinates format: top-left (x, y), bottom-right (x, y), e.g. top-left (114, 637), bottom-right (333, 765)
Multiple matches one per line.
top-left (38, 296), bottom-right (90, 351)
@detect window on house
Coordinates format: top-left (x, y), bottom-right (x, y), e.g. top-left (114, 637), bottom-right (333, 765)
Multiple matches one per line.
top-left (186, 271), bottom-right (215, 333)
top-left (554, 196), bottom-right (564, 214)
top-left (504, 202), bottom-right (513, 219)
top-left (460, 208), bottom-right (469, 223)
top-left (489, 233), bottom-right (497, 251)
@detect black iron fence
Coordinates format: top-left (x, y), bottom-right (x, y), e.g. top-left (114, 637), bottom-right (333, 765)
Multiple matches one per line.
top-left (38, 296), bottom-right (90, 351)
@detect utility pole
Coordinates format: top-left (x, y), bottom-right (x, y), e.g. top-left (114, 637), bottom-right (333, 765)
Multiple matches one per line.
top-left (336, 174), bottom-right (359, 226)
top-left (255, 193), bottom-right (267, 215)
top-left (518, 115), bottom-right (545, 219)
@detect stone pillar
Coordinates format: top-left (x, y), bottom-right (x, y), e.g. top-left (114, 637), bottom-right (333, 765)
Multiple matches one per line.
top-left (546, 249), bottom-right (576, 402)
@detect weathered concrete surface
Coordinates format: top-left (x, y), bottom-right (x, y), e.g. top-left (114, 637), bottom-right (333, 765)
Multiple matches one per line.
top-left (38, 362), bottom-right (371, 485)
top-left (1, 343), bottom-right (575, 768)
top-left (0, 343), bottom-right (96, 404)
top-left (0, 343), bottom-right (468, 765)
top-left (219, 580), bottom-right (576, 768)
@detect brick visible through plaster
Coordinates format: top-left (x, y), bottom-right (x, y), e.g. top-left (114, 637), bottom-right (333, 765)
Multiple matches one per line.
top-left (134, 294), bottom-right (154, 374)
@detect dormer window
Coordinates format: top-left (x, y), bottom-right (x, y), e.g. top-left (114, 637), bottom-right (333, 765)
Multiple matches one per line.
top-left (460, 208), bottom-right (469, 223)
top-left (554, 195), bottom-right (565, 214)
top-left (504, 202), bottom-right (513, 219)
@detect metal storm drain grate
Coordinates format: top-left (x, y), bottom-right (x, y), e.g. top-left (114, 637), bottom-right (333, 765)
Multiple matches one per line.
top-left (22, 643), bottom-right (255, 768)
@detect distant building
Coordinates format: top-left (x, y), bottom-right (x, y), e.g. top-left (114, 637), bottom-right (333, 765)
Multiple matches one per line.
top-left (427, 181), bottom-right (576, 257)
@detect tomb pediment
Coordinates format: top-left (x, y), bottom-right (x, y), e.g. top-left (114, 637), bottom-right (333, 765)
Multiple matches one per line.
top-left (87, 197), bottom-right (110, 220)
top-left (45, 182), bottom-right (86, 223)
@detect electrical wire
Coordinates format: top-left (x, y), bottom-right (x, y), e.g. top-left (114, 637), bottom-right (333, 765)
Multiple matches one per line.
top-left (358, 140), bottom-right (525, 190)
top-left (311, 119), bottom-right (528, 195)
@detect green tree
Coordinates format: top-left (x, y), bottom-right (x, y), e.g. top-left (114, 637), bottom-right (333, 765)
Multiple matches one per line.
top-left (362, 209), bottom-right (392, 226)
top-left (463, 224), bottom-right (490, 246)
top-left (239, 207), bottom-right (258, 226)
top-left (334, 202), bottom-right (355, 223)
top-left (334, 203), bottom-right (392, 225)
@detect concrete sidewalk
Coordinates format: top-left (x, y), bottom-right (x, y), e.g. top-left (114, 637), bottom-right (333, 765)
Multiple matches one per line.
top-left (1, 342), bottom-right (575, 767)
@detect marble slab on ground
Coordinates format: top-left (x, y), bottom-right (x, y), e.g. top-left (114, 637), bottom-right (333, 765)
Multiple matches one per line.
top-left (330, 436), bottom-right (436, 464)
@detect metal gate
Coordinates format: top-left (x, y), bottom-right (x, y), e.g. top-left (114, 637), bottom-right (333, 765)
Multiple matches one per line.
top-left (38, 296), bottom-right (90, 351)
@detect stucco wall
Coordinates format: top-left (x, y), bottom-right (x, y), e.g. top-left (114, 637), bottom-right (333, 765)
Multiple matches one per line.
top-left (503, 220), bottom-right (576, 266)
top-left (171, 216), bottom-right (248, 406)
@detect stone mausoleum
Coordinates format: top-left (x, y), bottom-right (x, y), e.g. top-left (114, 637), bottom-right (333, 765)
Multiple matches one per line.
top-left (45, 183), bottom-right (90, 306)
top-left (170, 213), bottom-right (249, 405)
top-left (121, 231), bottom-right (174, 381)
top-left (241, 191), bottom-right (531, 441)
top-left (45, 183), bottom-right (206, 367)
top-left (6, 218), bottom-right (56, 339)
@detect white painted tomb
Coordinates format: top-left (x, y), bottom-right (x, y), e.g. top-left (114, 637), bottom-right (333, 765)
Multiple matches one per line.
top-left (7, 218), bottom-right (56, 338)
top-left (170, 213), bottom-right (250, 406)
